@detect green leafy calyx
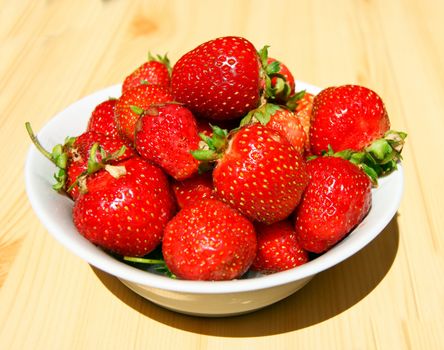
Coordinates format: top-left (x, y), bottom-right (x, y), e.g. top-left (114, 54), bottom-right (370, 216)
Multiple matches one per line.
top-left (25, 122), bottom-right (75, 192)
top-left (240, 103), bottom-right (281, 127)
top-left (318, 130), bottom-right (407, 185)
top-left (148, 52), bottom-right (172, 75)
top-left (191, 125), bottom-right (228, 162)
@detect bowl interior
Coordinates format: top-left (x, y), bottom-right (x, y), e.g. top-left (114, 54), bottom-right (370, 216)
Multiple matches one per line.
top-left (25, 82), bottom-right (404, 294)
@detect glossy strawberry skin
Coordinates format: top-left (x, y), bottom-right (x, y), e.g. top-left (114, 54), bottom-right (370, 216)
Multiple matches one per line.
top-left (172, 172), bottom-right (215, 209)
top-left (69, 130), bottom-right (134, 164)
top-left (72, 157), bottom-right (177, 257)
top-left (115, 84), bottom-right (173, 144)
top-left (171, 36), bottom-right (263, 121)
top-left (295, 92), bottom-right (314, 151)
top-left (66, 161), bottom-right (87, 200)
top-left (65, 131), bottom-right (134, 200)
top-left (87, 99), bottom-right (120, 140)
top-left (213, 124), bottom-right (309, 224)
top-left (134, 103), bottom-right (200, 180)
top-left (294, 156), bottom-right (372, 253)
top-left (266, 107), bottom-right (306, 154)
top-left (310, 85), bottom-right (390, 155)
top-left (162, 198), bottom-right (257, 281)
top-left (251, 220), bottom-right (309, 274)
top-left (122, 60), bottom-right (171, 94)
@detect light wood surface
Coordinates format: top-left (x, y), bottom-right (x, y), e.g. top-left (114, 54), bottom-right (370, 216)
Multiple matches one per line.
top-left (1, 0), bottom-right (443, 348)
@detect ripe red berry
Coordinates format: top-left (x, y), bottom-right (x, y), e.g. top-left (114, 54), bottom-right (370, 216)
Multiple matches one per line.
top-left (87, 99), bottom-right (120, 140)
top-left (134, 103), bottom-right (200, 180)
top-left (264, 107), bottom-right (306, 154)
top-left (310, 85), bottom-right (390, 155)
top-left (115, 84), bottom-right (173, 144)
top-left (294, 91), bottom-right (314, 152)
top-left (212, 124), bottom-right (308, 224)
top-left (122, 54), bottom-right (171, 94)
top-left (68, 130), bottom-right (134, 165)
top-left (251, 220), bottom-right (309, 274)
top-left (294, 156), bottom-right (372, 253)
top-left (172, 172), bottom-right (215, 209)
top-left (162, 198), bottom-right (257, 281)
top-left (171, 36), bottom-right (263, 121)
top-left (72, 157), bottom-right (177, 257)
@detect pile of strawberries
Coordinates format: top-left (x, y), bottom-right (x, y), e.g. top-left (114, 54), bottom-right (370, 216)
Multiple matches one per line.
top-left (27, 36), bottom-right (406, 281)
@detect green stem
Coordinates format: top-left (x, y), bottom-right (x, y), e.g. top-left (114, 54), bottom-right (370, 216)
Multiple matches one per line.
top-left (123, 257), bottom-right (165, 264)
top-left (25, 122), bottom-right (53, 161)
top-left (123, 256), bottom-right (176, 278)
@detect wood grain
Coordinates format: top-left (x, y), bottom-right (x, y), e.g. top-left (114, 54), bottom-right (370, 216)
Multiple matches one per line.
top-left (1, 0), bottom-right (444, 348)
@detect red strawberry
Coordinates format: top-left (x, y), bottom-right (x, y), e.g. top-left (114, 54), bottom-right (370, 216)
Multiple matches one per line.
top-left (122, 53), bottom-right (171, 94)
top-left (241, 104), bottom-right (306, 154)
top-left (65, 161), bottom-right (87, 200)
top-left (195, 124), bottom-right (309, 224)
top-left (267, 57), bottom-right (295, 101)
top-left (73, 157), bottom-right (177, 257)
top-left (172, 172), bottom-right (215, 209)
top-left (65, 131), bottom-right (135, 199)
top-left (171, 36), bottom-right (263, 121)
top-left (251, 220), bottom-right (309, 274)
top-left (162, 198), bottom-right (257, 280)
top-left (25, 123), bottom-right (133, 200)
top-left (294, 91), bottom-right (314, 151)
top-left (295, 91), bottom-right (314, 114)
top-left (69, 130), bottom-right (134, 165)
top-left (294, 156), bottom-right (372, 253)
top-left (134, 103), bottom-right (200, 180)
top-left (87, 98), bottom-right (120, 140)
top-left (115, 84), bottom-right (173, 144)
top-left (309, 85), bottom-right (390, 155)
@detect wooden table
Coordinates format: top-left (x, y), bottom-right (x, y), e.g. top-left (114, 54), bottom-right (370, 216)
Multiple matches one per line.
top-left (1, 0), bottom-right (443, 348)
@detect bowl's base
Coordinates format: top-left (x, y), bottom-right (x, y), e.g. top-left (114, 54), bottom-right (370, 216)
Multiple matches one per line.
top-left (119, 276), bottom-right (314, 317)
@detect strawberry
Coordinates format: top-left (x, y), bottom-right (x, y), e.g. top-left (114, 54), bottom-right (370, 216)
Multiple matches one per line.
top-left (68, 130), bottom-right (134, 165)
top-left (115, 84), bottom-right (173, 144)
top-left (295, 91), bottom-right (314, 114)
top-left (122, 53), bottom-right (171, 94)
top-left (25, 124), bottom-right (133, 200)
top-left (294, 156), bottom-right (372, 253)
top-left (194, 124), bottom-right (309, 224)
top-left (65, 161), bottom-right (87, 200)
top-left (87, 98), bottom-right (120, 140)
top-left (294, 91), bottom-right (314, 151)
top-left (134, 103), bottom-right (200, 180)
top-left (308, 85), bottom-right (406, 182)
top-left (65, 131), bottom-right (135, 198)
top-left (162, 198), bottom-right (257, 280)
top-left (73, 157), bottom-right (177, 257)
top-left (172, 172), bottom-right (215, 209)
top-left (171, 36), bottom-right (264, 121)
top-left (251, 220), bottom-right (309, 274)
top-left (267, 57), bottom-right (295, 102)
top-left (309, 85), bottom-right (390, 155)
top-left (241, 104), bottom-right (306, 154)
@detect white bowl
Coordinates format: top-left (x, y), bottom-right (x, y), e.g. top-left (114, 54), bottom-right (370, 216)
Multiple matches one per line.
top-left (25, 82), bottom-right (404, 317)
